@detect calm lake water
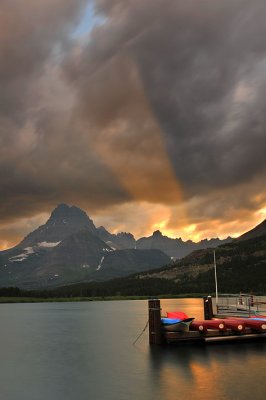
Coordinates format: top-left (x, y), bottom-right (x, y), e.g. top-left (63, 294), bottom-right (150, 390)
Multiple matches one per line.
top-left (0, 299), bottom-right (265, 400)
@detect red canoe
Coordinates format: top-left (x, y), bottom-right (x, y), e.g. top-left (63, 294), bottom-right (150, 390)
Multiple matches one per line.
top-left (226, 318), bottom-right (266, 332)
top-left (190, 320), bottom-right (226, 332)
top-left (221, 319), bottom-right (245, 332)
top-left (190, 319), bottom-right (245, 333)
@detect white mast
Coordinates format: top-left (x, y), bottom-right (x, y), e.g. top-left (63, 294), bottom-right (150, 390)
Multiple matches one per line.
top-left (214, 250), bottom-right (218, 305)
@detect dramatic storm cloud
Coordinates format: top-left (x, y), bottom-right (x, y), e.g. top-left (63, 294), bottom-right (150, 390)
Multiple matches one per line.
top-left (1, 0), bottom-right (266, 248)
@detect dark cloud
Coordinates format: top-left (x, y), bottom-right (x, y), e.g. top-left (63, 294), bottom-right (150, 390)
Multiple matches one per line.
top-left (0, 0), bottom-right (86, 115)
top-left (1, 0), bottom-right (266, 246)
top-left (63, 0), bottom-right (266, 193)
top-left (0, 0), bottom-right (129, 225)
top-left (116, 0), bottom-right (266, 191)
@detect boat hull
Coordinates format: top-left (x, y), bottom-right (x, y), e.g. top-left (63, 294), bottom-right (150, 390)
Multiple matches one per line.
top-left (162, 318), bottom-right (194, 332)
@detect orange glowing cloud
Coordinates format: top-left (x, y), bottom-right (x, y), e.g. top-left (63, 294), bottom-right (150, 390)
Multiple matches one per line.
top-left (71, 50), bottom-right (185, 208)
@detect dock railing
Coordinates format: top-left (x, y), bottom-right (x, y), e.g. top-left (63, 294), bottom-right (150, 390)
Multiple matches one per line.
top-left (216, 294), bottom-right (266, 317)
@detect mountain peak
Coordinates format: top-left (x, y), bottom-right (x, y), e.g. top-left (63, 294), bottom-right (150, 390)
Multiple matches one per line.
top-left (50, 203), bottom-right (88, 220)
top-left (52, 203), bottom-right (70, 213)
top-left (152, 230), bottom-right (162, 237)
top-left (20, 204), bottom-right (97, 246)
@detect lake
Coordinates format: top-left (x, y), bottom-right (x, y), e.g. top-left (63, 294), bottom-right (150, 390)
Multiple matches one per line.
top-left (0, 299), bottom-right (265, 400)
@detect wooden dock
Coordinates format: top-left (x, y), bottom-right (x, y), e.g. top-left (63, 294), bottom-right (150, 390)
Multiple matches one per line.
top-left (148, 298), bottom-right (266, 345)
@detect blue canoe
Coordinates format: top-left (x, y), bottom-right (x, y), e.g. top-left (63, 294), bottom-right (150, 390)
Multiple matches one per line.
top-left (161, 317), bottom-right (194, 332)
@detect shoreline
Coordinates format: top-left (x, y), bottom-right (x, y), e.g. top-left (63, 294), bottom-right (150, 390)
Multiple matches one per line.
top-left (1, 293), bottom-right (265, 304)
top-left (0, 293), bottom-right (210, 303)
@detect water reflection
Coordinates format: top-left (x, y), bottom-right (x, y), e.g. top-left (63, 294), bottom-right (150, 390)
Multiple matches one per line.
top-left (160, 298), bottom-right (205, 319)
top-left (148, 341), bottom-right (266, 400)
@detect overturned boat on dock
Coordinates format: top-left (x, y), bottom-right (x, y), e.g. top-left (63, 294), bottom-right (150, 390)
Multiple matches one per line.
top-left (161, 317), bottom-right (194, 332)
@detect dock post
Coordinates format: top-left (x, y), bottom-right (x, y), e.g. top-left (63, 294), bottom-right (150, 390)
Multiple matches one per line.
top-left (203, 296), bottom-right (214, 320)
top-left (148, 299), bottom-right (163, 345)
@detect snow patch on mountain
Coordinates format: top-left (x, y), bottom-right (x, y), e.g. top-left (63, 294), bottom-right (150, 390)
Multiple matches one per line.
top-left (38, 241), bottom-right (61, 248)
top-left (106, 241), bottom-right (118, 250)
top-left (102, 247), bottom-right (113, 252)
top-left (9, 254), bottom-right (28, 262)
top-left (96, 256), bottom-right (105, 271)
top-left (9, 247), bottom-right (35, 262)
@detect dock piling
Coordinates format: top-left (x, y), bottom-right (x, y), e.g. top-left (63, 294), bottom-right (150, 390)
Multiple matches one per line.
top-left (203, 296), bottom-right (214, 320)
top-left (148, 299), bottom-right (162, 345)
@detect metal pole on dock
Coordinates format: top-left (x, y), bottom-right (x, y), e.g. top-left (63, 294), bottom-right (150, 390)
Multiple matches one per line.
top-left (203, 296), bottom-right (214, 320)
top-left (214, 250), bottom-right (218, 306)
top-left (148, 299), bottom-right (162, 345)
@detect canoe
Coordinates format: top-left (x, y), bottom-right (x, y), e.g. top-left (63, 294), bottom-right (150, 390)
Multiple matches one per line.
top-left (161, 317), bottom-right (194, 332)
top-left (190, 320), bottom-right (226, 332)
top-left (167, 311), bottom-right (189, 320)
top-left (222, 319), bottom-right (245, 332)
top-left (228, 318), bottom-right (266, 332)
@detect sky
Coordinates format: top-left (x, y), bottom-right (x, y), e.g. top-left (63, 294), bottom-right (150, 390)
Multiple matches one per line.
top-left (1, 0), bottom-right (266, 250)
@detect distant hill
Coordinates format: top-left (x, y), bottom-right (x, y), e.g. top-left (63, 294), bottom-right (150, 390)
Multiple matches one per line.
top-left (136, 237), bottom-right (266, 294)
top-left (129, 220), bottom-right (266, 294)
top-left (236, 219), bottom-right (266, 242)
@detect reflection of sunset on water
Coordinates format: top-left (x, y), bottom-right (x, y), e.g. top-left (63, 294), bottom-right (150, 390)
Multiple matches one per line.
top-left (147, 298), bottom-right (266, 400)
top-left (149, 337), bottom-right (266, 400)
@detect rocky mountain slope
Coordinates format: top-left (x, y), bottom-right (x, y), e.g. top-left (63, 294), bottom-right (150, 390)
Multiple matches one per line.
top-left (53, 219), bottom-right (266, 297)
top-left (96, 226), bottom-right (136, 249)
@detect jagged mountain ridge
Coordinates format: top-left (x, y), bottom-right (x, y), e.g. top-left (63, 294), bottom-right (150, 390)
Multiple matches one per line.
top-left (0, 205), bottom-right (170, 288)
top-left (15, 203), bottom-right (233, 258)
top-left (136, 230), bottom-right (232, 258)
top-left (97, 227), bottom-right (233, 258)
top-left (1, 204), bottom-right (264, 290)
top-left (96, 226), bottom-right (136, 249)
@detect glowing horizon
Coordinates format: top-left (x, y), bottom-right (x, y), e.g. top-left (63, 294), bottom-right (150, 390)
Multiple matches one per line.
top-left (1, 200), bottom-right (265, 251)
